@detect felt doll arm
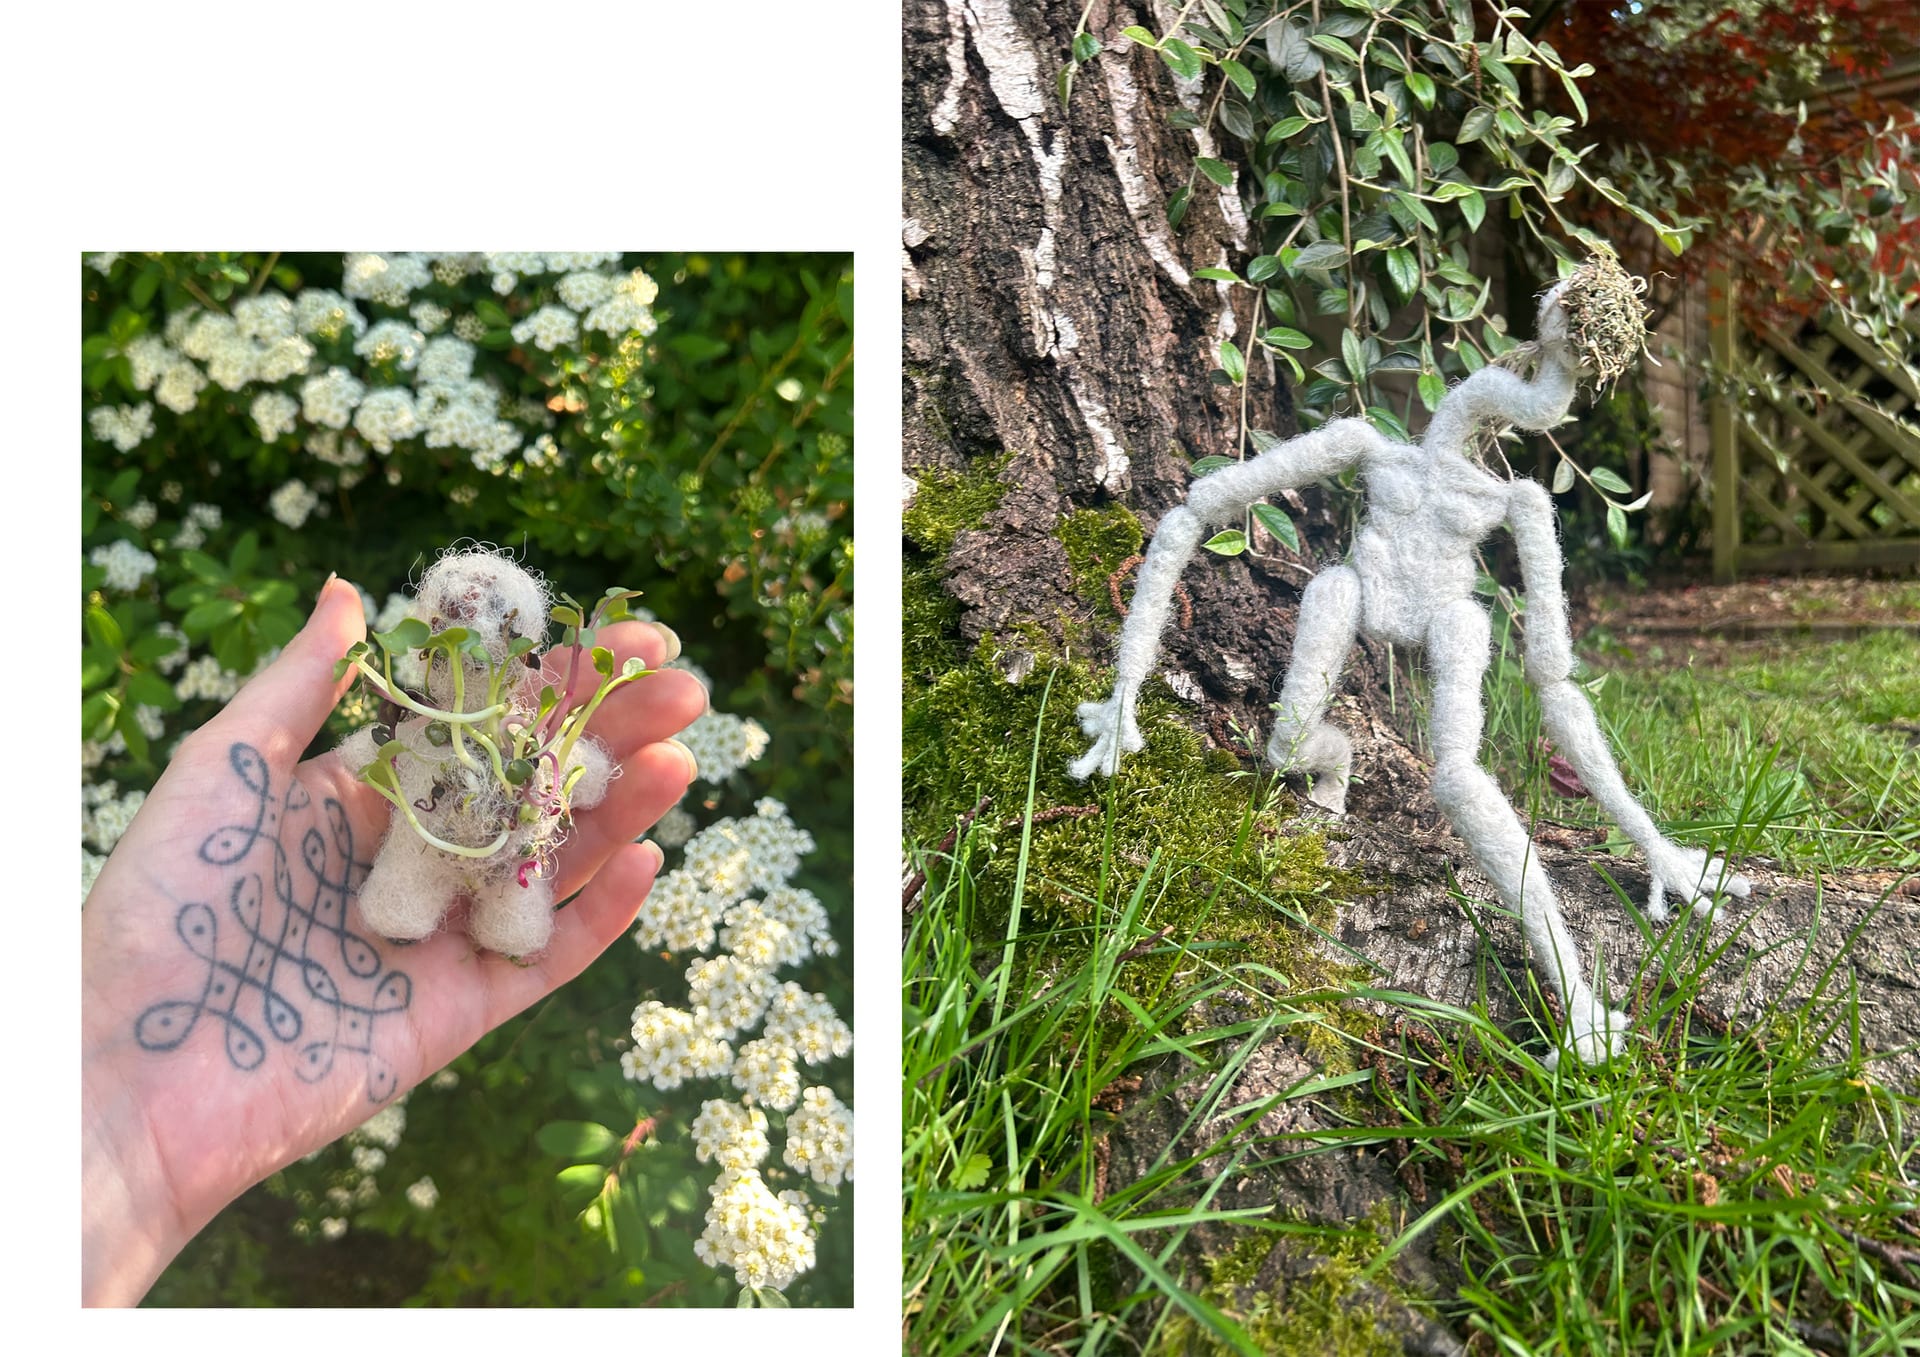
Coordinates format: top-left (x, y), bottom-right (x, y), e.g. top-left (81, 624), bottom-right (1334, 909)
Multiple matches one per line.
top-left (1423, 281), bottom-right (1582, 452)
top-left (1070, 418), bottom-right (1384, 780)
top-left (1507, 481), bottom-right (1751, 921)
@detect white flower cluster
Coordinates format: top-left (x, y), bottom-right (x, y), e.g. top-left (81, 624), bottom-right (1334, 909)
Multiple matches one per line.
top-left (91, 539), bottom-right (158, 591)
top-left (82, 781), bottom-right (146, 853)
top-left (676, 711), bottom-right (772, 784)
top-left (632, 799), bottom-right (813, 954)
top-left (354, 318), bottom-right (425, 371)
top-left (406, 1176), bottom-right (439, 1210)
top-left (783, 1087), bottom-right (854, 1188)
top-left (178, 306), bottom-right (314, 392)
top-left (619, 1001), bottom-right (734, 1088)
top-left (620, 782), bottom-right (849, 1296)
top-left (252, 390), bottom-right (299, 442)
top-left (123, 498), bottom-right (157, 530)
top-left (511, 305), bottom-right (578, 352)
top-left (652, 805), bottom-right (697, 849)
top-left (88, 403), bottom-right (154, 452)
top-left (694, 1169), bottom-right (817, 1292)
top-left (170, 502), bottom-right (223, 552)
top-left (175, 653), bottom-right (240, 703)
top-left (353, 1099), bottom-right (407, 1150)
top-left (690, 1099), bottom-right (770, 1170)
top-left (269, 478), bottom-right (319, 528)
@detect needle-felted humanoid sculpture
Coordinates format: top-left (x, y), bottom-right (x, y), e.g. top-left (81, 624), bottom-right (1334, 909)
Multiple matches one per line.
top-left (1072, 255), bottom-right (1750, 1065)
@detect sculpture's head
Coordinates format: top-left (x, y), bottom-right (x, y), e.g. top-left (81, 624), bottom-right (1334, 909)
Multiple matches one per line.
top-left (1536, 250), bottom-right (1651, 387)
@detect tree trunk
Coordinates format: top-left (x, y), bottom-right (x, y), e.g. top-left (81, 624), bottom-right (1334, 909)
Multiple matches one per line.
top-left (904, 0), bottom-right (1401, 740)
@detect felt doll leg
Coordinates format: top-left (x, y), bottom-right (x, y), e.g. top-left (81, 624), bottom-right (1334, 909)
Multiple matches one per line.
top-left (468, 874), bottom-right (558, 959)
top-left (1265, 564), bottom-right (1361, 814)
top-left (1423, 598), bottom-right (1626, 1065)
top-left (356, 829), bottom-right (453, 943)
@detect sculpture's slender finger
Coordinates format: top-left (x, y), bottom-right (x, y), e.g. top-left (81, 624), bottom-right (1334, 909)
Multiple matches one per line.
top-left (1646, 872), bottom-right (1670, 924)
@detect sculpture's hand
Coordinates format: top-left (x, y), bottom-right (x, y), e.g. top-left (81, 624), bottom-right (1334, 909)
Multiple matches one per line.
top-left (1535, 279), bottom-right (1583, 371)
top-left (1068, 683), bottom-right (1141, 781)
top-left (1644, 840), bottom-right (1751, 923)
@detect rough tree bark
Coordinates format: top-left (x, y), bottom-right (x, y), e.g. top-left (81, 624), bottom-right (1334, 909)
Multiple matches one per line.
top-left (904, 0), bottom-right (1400, 727)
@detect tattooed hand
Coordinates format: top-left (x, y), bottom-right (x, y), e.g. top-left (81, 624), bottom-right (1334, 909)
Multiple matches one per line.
top-left (80, 578), bottom-right (707, 1306)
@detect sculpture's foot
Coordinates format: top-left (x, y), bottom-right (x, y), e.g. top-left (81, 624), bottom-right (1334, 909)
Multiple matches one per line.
top-left (1269, 722), bottom-right (1351, 817)
top-left (1545, 992), bottom-right (1629, 1070)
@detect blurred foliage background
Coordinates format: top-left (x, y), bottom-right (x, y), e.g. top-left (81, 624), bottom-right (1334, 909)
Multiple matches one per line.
top-left (80, 251), bottom-right (853, 1306)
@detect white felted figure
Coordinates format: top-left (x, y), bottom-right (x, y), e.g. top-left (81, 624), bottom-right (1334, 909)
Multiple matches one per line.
top-left (337, 549), bottom-right (618, 958)
top-left (1073, 255), bottom-right (1751, 1066)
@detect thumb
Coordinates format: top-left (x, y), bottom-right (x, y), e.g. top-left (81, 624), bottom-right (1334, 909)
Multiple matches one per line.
top-left (213, 575), bottom-right (368, 768)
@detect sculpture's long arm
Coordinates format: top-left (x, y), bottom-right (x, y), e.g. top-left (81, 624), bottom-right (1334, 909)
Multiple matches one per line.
top-left (1423, 279), bottom-right (1581, 453)
top-left (1069, 417), bottom-right (1385, 780)
top-left (1507, 481), bottom-right (1751, 920)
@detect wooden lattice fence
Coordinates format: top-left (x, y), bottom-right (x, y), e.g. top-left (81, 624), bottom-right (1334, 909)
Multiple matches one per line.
top-left (1709, 275), bottom-right (1920, 580)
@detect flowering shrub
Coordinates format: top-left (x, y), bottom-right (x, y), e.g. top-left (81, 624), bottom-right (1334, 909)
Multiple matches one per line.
top-left (86, 253), bottom-right (853, 1307)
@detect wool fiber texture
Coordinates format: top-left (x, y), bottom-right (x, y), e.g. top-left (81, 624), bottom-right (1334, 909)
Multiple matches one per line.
top-left (1073, 271), bottom-right (1745, 1062)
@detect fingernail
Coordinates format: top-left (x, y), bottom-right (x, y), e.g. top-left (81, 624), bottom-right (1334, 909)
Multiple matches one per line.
top-left (664, 737), bottom-right (699, 782)
top-left (648, 621), bottom-right (682, 663)
top-left (638, 839), bottom-right (665, 874)
top-left (305, 572), bottom-right (340, 627)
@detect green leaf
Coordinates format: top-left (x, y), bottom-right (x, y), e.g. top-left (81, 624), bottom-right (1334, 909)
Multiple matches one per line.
top-left (376, 617), bottom-right (431, 652)
top-left (622, 656), bottom-right (647, 679)
top-left (1291, 241), bottom-right (1348, 272)
top-left (1307, 33), bottom-right (1360, 64)
top-left (555, 1163), bottom-right (607, 1206)
top-left (1251, 503), bottom-right (1300, 552)
top-left (82, 647), bottom-right (117, 691)
top-left (1190, 456), bottom-right (1236, 474)
top-left (1418, 371), bottom-right (1446, 411)
top-left (127, 669), bottom-right (180, 711)
top-left (1072, 32), bottom-right (1100, 63)
top-left (1266, 116), bottom-right (1312, 143)
top-left (753, 1288), bottom-right (790, 1309)
top-left (1120, 25), bottom-right (1157, 47)
top-left (1195, 157), bottom-right (1234, 188)
top-left (83, 691), bottom-right (118, 741)
top-left (1192, 267), bottom-right (1240, 283)
top-left (1459, 188), bottom-right (1486, 233)
top-left (1246, 255), bottom-right (1280, 284)
top-left (1457, 108), bottom-right (1493, 143)
top-left (85, 604), bottom-right (125, 653)
top-left (1606, 502), bottom-right (1628, 549)
top-left (1159, 38), bottom-right (1201, 82)
top-left (1495, 106), bottom-right (1525, 139)
top-left (474, 298), bottom-right (510, 327)
top-left (537, 1121), bottom-right (619, 1160)
top-left (1557, 66), bottom-right (1589, 124)
top-left (1551, 460), bottom-right (1576, 494)
top-left (229, 531), bottom-right (259, 578)
top-left (952, 1152), bottom-right (992, 1192)
top-left (592, 645), bottom-right (615, 676)
top-left (182, 599), bottom-right (246, 635)
top-left (1203, 530), bottom-right (1248, 557)
top-left (1591, 466), bottom-right (1632, 495)
top-left (116, 702), bottom-right (150, 764)
top-left (1218, 340), bottom-right (1246, 384)
top-left (1366, 405), bottom-right (1411, 443)
top-left (550, 604), bottom-right (582, 627)
top-left (1220, 57), bottom-right (1255, 99)
top-left (1384, 247), bottom-right (1418, 298)
top-left (130, 631), bottom-right (183, 664)
top-left (1166, 186), bottom-right (1192, 228)
top-left (1348, 103), bottom-right (1381, 134)
top-left (1407, 71), bottom-right (1436, 107)
top-left (1341, 329), bottom-right (1368, 383)
top-left (1263, 327), bottom-right (1313, 350)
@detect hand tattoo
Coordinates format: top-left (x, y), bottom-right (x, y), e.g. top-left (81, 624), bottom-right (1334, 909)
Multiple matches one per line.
top-left (134, 743), bottom-right (413, 1102)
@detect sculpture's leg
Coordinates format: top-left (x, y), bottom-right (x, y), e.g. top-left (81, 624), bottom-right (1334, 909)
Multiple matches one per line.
top-left (356, 829), bottom-right (450, 943)
top-left (1266, 565), bottom-right (1360, 814)
top-left (468, 873), bottom-right (557, 959)
top-left (1423, 598), bottom-right (1626, 1065)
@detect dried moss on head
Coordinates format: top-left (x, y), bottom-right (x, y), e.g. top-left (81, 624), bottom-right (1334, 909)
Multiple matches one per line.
top-left (1557, 249), bottom-right (1651, 388)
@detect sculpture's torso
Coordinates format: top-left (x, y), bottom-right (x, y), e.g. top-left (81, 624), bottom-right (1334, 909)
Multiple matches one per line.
top-left (1350, 440), bottom-right (1512, 645)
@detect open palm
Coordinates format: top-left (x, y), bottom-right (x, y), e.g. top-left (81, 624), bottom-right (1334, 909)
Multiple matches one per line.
top-left (81, 578), bottom-right (707, 1305)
